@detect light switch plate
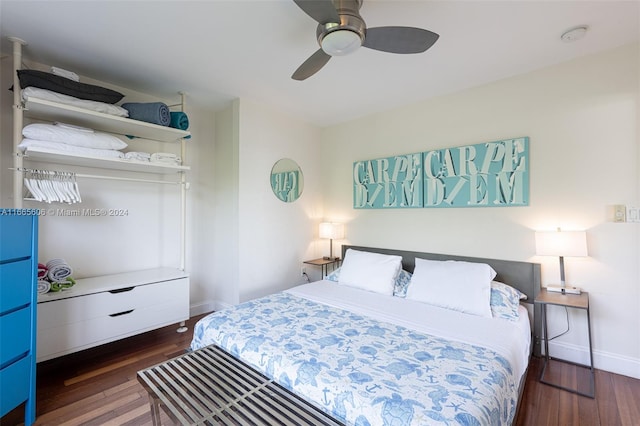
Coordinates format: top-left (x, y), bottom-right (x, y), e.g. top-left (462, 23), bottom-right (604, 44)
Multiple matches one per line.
top-left (613, 204), bottom-right (626, 222)
top-left (627, 206), bottom-right (640, 223)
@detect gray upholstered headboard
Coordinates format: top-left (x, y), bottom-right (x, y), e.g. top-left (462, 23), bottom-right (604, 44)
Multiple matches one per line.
top-left (341, 245), bottom-right (542, 355)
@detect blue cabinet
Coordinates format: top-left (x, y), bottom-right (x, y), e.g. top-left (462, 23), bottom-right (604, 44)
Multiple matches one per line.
top-left (0, 211), bottom-right (38, 425)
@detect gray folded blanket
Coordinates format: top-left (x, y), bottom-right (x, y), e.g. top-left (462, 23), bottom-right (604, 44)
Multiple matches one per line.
top-left (122, 102), bottom-right (171, 126)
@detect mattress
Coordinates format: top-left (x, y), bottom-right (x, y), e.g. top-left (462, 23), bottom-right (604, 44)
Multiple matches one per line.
top-left (191, 281), bottom-right (531, 425)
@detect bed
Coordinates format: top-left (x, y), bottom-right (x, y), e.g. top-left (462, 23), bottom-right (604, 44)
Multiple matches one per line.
top-left (190, 245), bottom-right (541, 425)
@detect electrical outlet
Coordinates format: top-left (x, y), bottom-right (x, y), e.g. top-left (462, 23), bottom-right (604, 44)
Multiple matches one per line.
top-left (627, 206), bottom-right (640, 223)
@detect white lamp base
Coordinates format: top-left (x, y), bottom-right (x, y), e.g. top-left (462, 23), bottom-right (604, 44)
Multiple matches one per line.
top-left (547, 285), bottom-right (581, 295)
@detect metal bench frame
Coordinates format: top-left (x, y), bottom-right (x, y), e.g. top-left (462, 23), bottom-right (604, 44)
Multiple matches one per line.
top-left (137, 345), bottom-right (344, 425)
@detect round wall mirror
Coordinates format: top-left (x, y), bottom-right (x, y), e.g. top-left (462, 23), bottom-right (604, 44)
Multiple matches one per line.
top-left (270, 158), bottom-right (304, 202)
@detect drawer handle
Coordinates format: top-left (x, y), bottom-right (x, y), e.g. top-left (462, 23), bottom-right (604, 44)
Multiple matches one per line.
top-left (109, 287), bottom-right (134, 294)
top-left (109, 309), bottom-right (134, 317)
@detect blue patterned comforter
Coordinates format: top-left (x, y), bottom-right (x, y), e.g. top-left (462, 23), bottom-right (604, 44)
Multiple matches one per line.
top-left (191, 292), bottom-right (519, 426)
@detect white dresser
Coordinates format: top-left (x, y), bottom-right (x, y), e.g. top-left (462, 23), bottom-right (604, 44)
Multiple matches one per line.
top-left (36, 268), bottom-right (189, 362)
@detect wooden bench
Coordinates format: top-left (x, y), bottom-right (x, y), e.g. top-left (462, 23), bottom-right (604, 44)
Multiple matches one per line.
top-left (137, 344), bottom-right (344, 425)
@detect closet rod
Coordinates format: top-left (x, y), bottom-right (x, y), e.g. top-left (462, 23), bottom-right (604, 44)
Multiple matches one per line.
top-left (11, 168), bottom-right (184, 186)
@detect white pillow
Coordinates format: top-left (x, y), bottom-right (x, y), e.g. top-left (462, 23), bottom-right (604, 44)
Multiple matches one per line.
top-left (406, 258), bottom-right (496, 317)
top-left (23, 123), bottom-right (128, 150)
top-left (338, 249), bottom-right (402, 295)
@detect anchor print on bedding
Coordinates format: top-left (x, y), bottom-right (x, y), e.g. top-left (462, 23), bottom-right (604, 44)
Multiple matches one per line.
top-left (191, 293), bottom-right (518, 426)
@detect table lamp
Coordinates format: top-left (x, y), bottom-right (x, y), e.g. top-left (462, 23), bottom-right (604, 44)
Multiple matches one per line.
top-left (535, 228), bottom-right (588, 294)
top-left (319, 222), bottom-right (344, 260)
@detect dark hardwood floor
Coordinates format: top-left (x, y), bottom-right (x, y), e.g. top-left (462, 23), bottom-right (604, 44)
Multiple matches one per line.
top-left (2, 315), bottom-right (639, 425)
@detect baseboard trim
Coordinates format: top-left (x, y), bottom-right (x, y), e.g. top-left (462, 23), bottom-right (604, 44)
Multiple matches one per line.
top-left (212, 300), bottom-right (233, 311)
top-left (190, 300), bottom-right (232, 317)
top-left (548, 341), bottom-right (640, 379)
top-left (189, 301), bottom-right (215, 317)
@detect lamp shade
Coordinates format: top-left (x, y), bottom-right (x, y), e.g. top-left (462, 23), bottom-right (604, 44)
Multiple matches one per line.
top-left (535, 230), bottom-right (588, 257)
top-left (319, 222), bottom-right (344, 240)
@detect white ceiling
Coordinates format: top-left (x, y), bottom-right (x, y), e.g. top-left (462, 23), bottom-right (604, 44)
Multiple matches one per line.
top-left (1, 0), bottom-right (638, 127)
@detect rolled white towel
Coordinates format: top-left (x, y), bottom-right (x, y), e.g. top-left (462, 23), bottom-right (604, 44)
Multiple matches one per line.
top-left (38, 279), bottom-right (51, 294)
top-left (46, 258), bottom-right (73, 282)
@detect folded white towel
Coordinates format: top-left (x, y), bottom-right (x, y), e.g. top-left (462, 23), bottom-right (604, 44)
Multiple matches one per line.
top-left (125, 152), bottom-right (151, 162)
top-left (150, 152), bottom-right (181, 165)
top-left (51, 66), bottom-right (79, 82)
top-left (151, 152), bottom-right (179, 160)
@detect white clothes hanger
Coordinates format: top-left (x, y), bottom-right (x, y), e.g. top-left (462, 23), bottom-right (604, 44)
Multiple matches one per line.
top-left (23, 169), bottom-right (81, 204)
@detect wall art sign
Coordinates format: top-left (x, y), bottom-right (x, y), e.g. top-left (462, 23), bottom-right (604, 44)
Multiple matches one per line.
top-left (353, 137), bottom-right (529, 209)
top-left (353, 153), bottom-right (423, 208)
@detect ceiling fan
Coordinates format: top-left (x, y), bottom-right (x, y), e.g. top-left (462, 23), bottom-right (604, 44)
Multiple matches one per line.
top-left (291, 0), bottom-right (439, 80)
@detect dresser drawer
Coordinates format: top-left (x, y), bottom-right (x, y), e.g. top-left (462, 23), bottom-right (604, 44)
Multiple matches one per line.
top-left (37, 277), bottom-right (189, 361)
top-left (0, 354), bottom-right (31, 418)
top-left (38, 278), bottom-right (188, 330)
top-left (37, 287), bottom-right (188, 361)
top-left (0, 307), bottom-right (31, 367)
top-left (0, 214), bottom-right (34, 262)
top-left (0, 259), bottom-right (34, 314)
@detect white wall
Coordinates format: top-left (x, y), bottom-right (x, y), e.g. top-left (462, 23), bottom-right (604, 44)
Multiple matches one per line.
top-left (320, 43), bottom-right (639, 378)
top-left (211, 98), bottom-right (323, 307)
top-left (210, 101), bottom-right (240, 310)
top-left (237, 98), bottom-right (323, 302)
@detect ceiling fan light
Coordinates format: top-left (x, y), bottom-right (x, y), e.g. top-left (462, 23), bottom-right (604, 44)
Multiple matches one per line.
top-left (321, 29), bottom-right (362, 56)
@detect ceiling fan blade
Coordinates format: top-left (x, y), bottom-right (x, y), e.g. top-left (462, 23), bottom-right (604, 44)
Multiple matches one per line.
top-left (363, 26), bottom-right (439, 54)
top-left (292, 49), bottom-right (332, 81)
top-left (293, 0), bottom-right (340, 24)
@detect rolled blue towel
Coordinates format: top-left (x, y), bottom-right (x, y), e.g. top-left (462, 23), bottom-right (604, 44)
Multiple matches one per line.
top-left (169, 112), bottom-right (189, 130)
top-left (122, 102), bottom-right (171, 126)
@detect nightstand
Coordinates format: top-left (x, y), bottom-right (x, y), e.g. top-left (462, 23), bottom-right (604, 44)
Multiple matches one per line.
top-left (303, 258), bottom-right (341, 279)
top-left (535, 288), bottom-right (595, 398)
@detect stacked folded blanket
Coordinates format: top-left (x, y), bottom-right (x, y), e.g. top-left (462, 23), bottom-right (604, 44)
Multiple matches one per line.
top-left (17, 68), bottom-right (128, 118)
top-left (20, 122), bottom-right (127, 159)
top-left (38, 258), bottom-right (76, 294)
top-left (17, 69), bottom-right (124, 104)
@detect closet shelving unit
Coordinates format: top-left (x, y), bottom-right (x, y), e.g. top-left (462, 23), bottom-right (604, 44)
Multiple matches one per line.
top-left (9, 37), bottom-right (191, 363)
